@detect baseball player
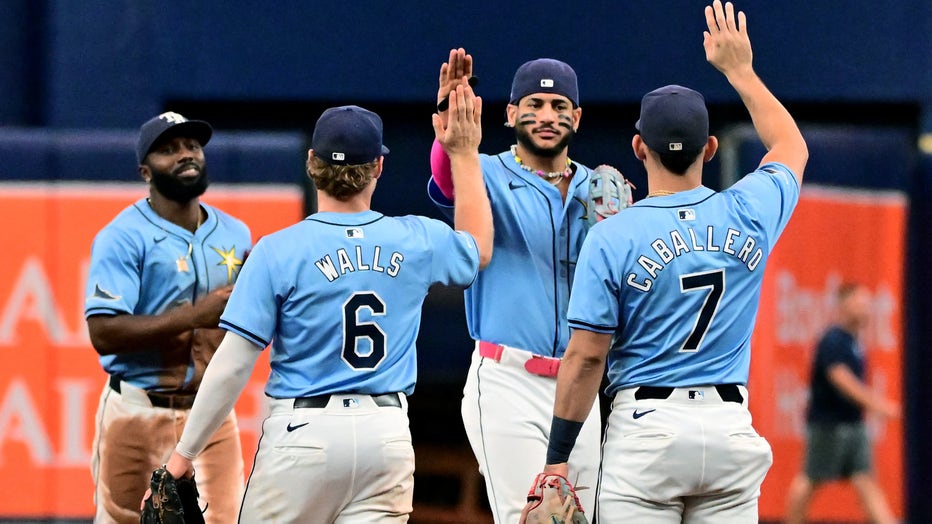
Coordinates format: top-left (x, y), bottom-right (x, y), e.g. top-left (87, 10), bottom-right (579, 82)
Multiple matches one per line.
top-left (539, 1), bottom-right (809, 522)
top-left (158, 86), bottom-right (492, 523)
top-left (429, 50), bottom-right (602, 522)
top-left (85, 112), bottom-right (247, 523)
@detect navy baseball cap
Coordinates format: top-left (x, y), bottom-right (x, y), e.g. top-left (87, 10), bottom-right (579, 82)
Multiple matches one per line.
top-left (636, 85), bottom-right (709, 154)
top-left (509, 58), bottom-right (579, 108)
top-left (311, 105), bottom-right (390, 165)
top-left (136, 111), bottom-right (212, 164)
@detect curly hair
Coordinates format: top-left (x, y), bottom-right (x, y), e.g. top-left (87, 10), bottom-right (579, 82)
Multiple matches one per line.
top-left (307, 156), bottom-right (378, 201)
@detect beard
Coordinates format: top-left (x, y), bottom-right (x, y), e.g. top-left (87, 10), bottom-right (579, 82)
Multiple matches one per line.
top-left (149, 162), bottom-right (209, 204)
top-left (514, 122), bottom-right (575, 158)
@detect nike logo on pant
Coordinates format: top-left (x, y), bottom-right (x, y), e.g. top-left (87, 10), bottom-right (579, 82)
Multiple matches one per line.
top-left (632, 409), bottom-right (656, 419)
top-left (286, 422), bottom-right (309, 432)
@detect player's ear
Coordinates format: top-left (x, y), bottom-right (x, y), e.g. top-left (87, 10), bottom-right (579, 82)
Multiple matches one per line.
top-left (505, 104), bottom-right (517, 128)
top-left (138, 164), bottom-right (151, 183)
top-left (572, 106), bottom-right (582, 132)
top-left (372, 156), bottom-right (384, 179)
top-left (703, 136), bottom-right (718, 163)
top-left (632, 135), bottom-right (648, 161)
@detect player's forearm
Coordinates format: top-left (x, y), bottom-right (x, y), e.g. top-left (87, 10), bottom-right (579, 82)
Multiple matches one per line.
top-left (828, 365), bottom-right (877, 411)
top-left (451, 152), bottom-right (493, 268)
top-left (546, 335), bottom-right (605, 465)
top-left (176, 332), bottom-right (259, 459)
top-left (727, 69), bottom-right (808, 177)
top-left (553, 350), bottom-right (604, 423)
top-left (430, 139), bottom-right (455, 200)
top-left (86, 305), bottom-right (199, 355)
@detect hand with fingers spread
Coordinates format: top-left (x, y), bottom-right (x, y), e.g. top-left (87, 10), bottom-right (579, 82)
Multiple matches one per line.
top-left (433, 81), bottom-right (482, 158)
top-left (703, 0), bottom-right (754, 78)
top-left (437, 48), bottom-right (474, 124)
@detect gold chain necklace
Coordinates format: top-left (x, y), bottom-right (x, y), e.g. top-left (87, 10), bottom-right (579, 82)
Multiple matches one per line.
top-left (511, 145), bottom-right (572, 182)
top-left (647, 190), bottom-right (676, 198)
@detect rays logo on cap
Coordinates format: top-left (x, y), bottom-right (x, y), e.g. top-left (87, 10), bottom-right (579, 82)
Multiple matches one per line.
top-left (160, 111), bottom-right (188, 124)
top-left (540, 79), bottom-right (554, 87)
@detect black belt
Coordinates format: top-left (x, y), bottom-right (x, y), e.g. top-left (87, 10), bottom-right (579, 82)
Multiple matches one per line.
top-left (109, 375), bottom-right (196, 409)
top-left (635, 384), bottom-right (744, 404)
top-left (294, 392), bottom-right (402, 409)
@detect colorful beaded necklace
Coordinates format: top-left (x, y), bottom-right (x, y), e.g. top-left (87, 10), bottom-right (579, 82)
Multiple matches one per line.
top-left (511, 145), bottom-right (572, 181)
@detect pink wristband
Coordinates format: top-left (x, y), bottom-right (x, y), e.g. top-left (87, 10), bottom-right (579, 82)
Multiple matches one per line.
top-left (430, 139), bottom-right (455, 200)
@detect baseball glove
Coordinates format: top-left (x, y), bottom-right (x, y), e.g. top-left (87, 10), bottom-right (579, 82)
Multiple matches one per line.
top-left (140, 466), bottom-right (205, 524)
top-left (587, 164), bottom-right (634, 227)
top-left (519, 473), bottom-right (589, 524)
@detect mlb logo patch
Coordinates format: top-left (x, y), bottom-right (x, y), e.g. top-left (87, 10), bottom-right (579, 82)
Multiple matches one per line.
top-left (346, 228), bottom-right (364, 238)
top-left (678, 209), bottom-right (696, 221)
top-left (540, 79), bottom-right (554, 88)
top-left (668, 142), bottom-right (683, 151)
top-left (332, 152), bottom-right (345, 161)
top-left (343, 398), bottom-right (360, 408)
top-left (688, 390), bottom-right (705, 400)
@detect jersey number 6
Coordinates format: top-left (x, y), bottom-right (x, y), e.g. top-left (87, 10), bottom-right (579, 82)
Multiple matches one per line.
top-left (342, 292), bottom-right (387, 370)
top-left (679, 269), bottom-right (725, 352)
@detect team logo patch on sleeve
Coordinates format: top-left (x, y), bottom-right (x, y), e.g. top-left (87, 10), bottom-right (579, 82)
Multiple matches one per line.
top-left (678, 209), bottom-right (696, 221)
top-left (346, 228), bottom-right (364, 239)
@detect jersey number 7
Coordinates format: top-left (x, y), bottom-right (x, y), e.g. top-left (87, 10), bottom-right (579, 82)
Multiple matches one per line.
top-left (679, 269), bottom-right (725, 352)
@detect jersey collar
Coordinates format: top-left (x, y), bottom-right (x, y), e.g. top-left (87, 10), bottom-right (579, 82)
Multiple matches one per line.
top-left (634, 185), bottom-right (714, 207)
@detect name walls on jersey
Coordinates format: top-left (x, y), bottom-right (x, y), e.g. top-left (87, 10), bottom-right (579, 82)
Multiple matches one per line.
top-left (315, 245), bottom-right (404, 282)
top-left (626, 225), bottom-right (763, 292)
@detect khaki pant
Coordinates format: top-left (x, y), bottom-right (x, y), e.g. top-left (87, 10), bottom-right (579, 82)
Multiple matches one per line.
top-left (91, 380), bottom-right (244, 524)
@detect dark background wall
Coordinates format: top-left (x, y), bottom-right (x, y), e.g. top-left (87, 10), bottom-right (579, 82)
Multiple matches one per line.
top-left (2, 0), bottom-right (931, 521)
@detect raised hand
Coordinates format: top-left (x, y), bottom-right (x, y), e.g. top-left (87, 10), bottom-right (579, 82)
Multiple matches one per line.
top-left (703, 0), bottom-right (753, 78)
top-left (437, 48), bottom-right (474, 125)
top-left (433, 81), bottom-right (482, 157)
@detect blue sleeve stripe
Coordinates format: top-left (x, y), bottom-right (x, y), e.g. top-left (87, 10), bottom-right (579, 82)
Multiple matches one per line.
top-left (568, 319), bottom-right (616, 334)
top-left (85, 307), bottom-right (127, 318)
top-left (427, 178), bottom-right (454, 208)
top-left (219, 320), bottom-right (269, 348)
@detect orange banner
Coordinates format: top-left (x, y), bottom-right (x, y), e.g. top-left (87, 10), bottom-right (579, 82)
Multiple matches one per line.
top-left (0, 182), bottom-right (303, 518)
top-left (751, 186), bottom-right (906, 521)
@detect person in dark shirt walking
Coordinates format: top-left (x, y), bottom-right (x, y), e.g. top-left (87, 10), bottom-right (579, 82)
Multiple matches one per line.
top-left (785, 282), bottom-right (900, 524)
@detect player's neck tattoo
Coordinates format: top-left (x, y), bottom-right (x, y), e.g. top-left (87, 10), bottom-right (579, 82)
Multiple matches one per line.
top-left (511, 145), bottom-right (572, 181)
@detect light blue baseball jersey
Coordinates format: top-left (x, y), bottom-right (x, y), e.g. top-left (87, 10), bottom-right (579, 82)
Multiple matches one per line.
top-left (85, 198), bottom-right (251, 389)
top-left (568, 163), bottom-right (799, 395)
top-left (428, 151), bottom-right (593, 357)
top-left (219, 210), bottom-right (480, 398)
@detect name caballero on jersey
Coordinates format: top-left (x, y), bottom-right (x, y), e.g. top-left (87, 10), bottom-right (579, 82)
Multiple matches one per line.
top-left (627, 225), bottom-right (763, 292)
top-left (315, 245), bottom-right (404, 282)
